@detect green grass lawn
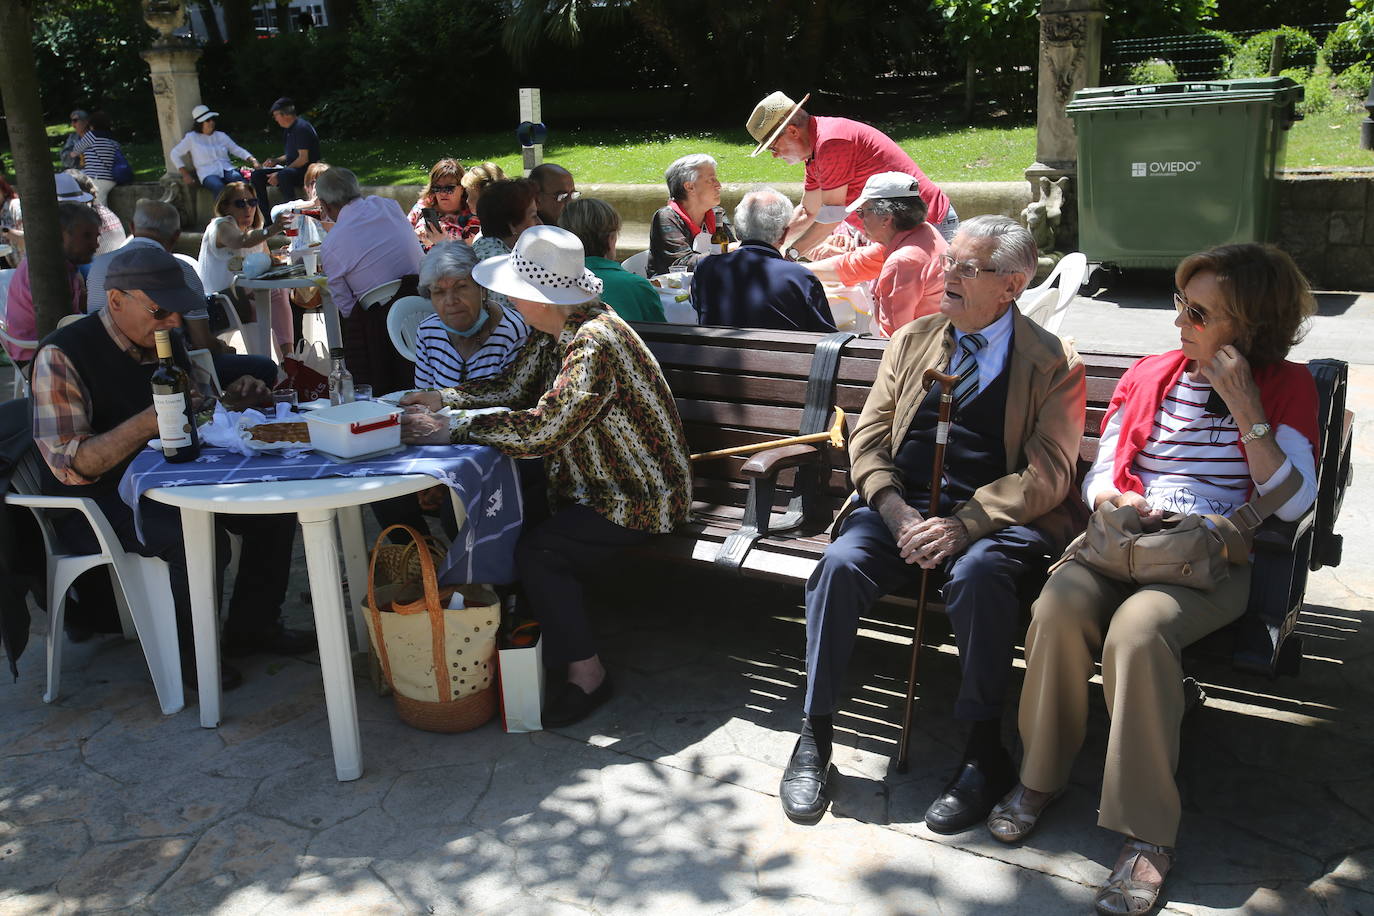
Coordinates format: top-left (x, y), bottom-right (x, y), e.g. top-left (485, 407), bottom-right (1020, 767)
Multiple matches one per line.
top-left (8, 106), bottom-right (1371, 188)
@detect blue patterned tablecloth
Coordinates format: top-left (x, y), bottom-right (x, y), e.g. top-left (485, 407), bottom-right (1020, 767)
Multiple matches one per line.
top-left (118, 444), bottom-right (523, 584)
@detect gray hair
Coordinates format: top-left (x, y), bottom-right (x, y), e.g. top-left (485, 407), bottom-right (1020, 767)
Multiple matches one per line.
top-left (314, 166), bottom-right (362, 208)
top-left (664, 154), bottom-right (717, 202)
top-left (418, 241), bottom-right (480, 297)
top-left (733, 188), bottom-right (792, 248)
top-left (65, 169), bottom-right (98, 198)
top-left (865, 183), bottom-right (928, 232)
top-left (957, 215), bottom-right (1038, 289)
top-left (58, 200), bottom-right (101, 232)
top-left (133, 199), bottom-right (181, 241)
top-left (558, 197), bottom-right (620, 258)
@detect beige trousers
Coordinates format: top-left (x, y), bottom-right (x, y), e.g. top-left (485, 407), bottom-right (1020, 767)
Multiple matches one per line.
top-left (1017, 557), bottom-right (1250, 847)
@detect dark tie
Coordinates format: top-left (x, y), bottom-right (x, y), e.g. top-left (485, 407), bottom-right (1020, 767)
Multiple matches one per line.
top-left (950, 333), bottom-right (988, 410)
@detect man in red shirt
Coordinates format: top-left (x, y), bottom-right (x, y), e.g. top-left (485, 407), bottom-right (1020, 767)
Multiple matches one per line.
top-left (745, 91), bottom-right (957, 260)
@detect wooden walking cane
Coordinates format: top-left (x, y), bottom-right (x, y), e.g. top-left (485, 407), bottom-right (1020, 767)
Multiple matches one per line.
top-left (895, 368), bottom-right (960, 774)
top-left (689, 407), bottom-right (846, 462)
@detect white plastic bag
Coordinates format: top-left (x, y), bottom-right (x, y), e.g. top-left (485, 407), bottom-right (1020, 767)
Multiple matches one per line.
top-left (498, 624), bottom-right (544, 733)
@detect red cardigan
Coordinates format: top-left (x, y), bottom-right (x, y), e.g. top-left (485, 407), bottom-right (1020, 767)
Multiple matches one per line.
top-left (1103, 349), bottom-right (1319, 497)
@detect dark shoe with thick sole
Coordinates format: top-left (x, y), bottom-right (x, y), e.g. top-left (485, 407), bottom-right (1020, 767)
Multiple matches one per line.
top-left (542, 677), bottom-right (613, 728)
top-left (925, 752), bottom-right (1017, 835)
top-left (780, 735), bottom-right (832, 824)
top-left (223, 623), bottom-right (317, 658)
top-left (181, 658), bottom-right (244, 693)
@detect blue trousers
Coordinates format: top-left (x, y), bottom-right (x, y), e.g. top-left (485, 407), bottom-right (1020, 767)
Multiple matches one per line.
top-left (804, 505), bottom-right (1056, 721)
top-left (201, 171), bottom-right (248, 197)
top-left (250, 166), bottom-right (305, 209)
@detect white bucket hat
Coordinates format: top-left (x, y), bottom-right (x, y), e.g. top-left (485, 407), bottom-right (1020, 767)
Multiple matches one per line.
top-left (471, 225), bottom-right (604, 307)
top-left (746, 91), bottom-right (811, 158)
top-left (55, 172), bottom-right (93, 203)
top-left (845, 171), bottom-right (923, 213)
top-left (191, 104), bottom-right (219, 124)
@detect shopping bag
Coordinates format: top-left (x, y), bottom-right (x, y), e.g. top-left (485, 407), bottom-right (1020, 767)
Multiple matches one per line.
top-left (497, 622), bottom-right (544, 733)
top-left (276, 352), bottom-right (330, 402)
top-left (288, 336), bottom-right (331, 375)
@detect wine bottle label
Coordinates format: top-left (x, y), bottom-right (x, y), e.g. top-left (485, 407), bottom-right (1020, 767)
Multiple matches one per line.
top-left (153, 393), bottom-right (193, 446)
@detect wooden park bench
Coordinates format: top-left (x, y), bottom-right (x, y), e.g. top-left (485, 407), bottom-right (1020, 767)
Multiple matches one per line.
top-left (629, 322), bottom-right (1354, 679)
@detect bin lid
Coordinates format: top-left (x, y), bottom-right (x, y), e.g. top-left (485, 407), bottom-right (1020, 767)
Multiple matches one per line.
top-left (1067, 77), bottom-right (1303, 114)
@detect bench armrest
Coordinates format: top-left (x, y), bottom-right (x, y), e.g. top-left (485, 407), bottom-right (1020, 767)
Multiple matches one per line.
top-left (741, 444), bottom-right (821, 479)
top-left (1251, 509), bottom-right (1314, 555)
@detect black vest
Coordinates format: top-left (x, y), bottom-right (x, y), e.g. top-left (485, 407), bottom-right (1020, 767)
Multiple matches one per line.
top-left (893, 359), bottom-right (1010, 516)
top-left (37, 315), bottom-right (186, 499)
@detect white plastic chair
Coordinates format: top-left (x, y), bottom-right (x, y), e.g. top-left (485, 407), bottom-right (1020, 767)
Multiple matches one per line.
top-left (0, 267), bottom-right (35, 398)
top-left (211, 291), bottom-right (250, 356)
top-left (5, 449), bottom-right (184, 715)
top-left (621, 250), bottom-right (651, 278)
top-left (357, 279), bottom-right (403, 311)
top-left (386, 295), bottom-right (435, 363)
top-left (1017, 252), bottom-right (1087, 337)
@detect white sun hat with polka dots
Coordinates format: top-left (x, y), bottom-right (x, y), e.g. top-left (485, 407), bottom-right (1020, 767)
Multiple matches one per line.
top-left (472, 225), bottom-right (605, 307)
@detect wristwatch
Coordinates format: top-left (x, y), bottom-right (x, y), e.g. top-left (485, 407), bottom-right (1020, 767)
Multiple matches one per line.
top-left (1240, 422), bottom-right (1272, 444)
top-left (785, 247), bottom-right (803, 262)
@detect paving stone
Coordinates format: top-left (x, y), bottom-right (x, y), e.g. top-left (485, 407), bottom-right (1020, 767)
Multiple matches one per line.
top-left (80, 709), bottom-right (226, 786)
top-left (0, 819), bottom-right (90, 896)
top-left (272, 865), bottom-right (407, 914)
top-left (2, 703), bottom-right (117, 756)
top-left (147, 812), bottom-right (310, 914)
top-left (56, 835), bottom-right (194, 911)
top-left (83, 768), bottom-right (259, 844)
top-left (591, 828), bottom-right (759, 915)
top-left (0, 757), bottom-right (122, 829)
top-left (250, 763), bottom-right (394, 830)
top-left (304, 806), bottom-right (399, 861)
top-left (369, 824), bottom-right (521, 914)
top-left (380, 762), bottom-right (493, 829)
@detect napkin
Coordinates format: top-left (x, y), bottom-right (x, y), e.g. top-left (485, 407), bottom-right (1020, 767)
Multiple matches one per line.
top-left (198, 403), bottom-right (311, 456)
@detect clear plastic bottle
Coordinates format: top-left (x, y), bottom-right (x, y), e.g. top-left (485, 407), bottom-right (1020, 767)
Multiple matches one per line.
top-left (327, 347), bottom-right (354, 405)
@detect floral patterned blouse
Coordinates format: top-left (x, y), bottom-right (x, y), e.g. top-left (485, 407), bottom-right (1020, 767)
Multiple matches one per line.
top-left (407, 198), bottom-right (480, 250)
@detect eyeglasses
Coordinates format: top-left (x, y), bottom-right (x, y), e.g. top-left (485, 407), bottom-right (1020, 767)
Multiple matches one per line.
top-left (432, 185), bottom-right (458, 195)
top-left (231, 198), bottom-right (258, 209)
top-left (550, 190), bottom-right (579, 203)
top-left (1173, 290), bottom-right (1212, 330)
top-left (142, 302), bottom-right (173, 321)
top-left (940, 253), bottom-right (1001, 280)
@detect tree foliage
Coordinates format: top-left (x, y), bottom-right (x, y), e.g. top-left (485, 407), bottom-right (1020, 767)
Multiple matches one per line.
top-left (30, 0), bottom-right (156, 134)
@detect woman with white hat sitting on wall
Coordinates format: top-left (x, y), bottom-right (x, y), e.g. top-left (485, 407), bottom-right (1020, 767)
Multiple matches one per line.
top-left (399, 225), bottom-right (693, 728)
top-left (170, 105), bottom-right (261, 197)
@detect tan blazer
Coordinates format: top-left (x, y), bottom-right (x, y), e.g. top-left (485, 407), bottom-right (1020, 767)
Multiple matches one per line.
top-left (848, 307), bottom-right (1086, 545)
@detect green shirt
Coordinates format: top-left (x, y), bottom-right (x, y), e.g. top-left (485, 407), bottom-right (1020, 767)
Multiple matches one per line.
top-left (585, 256), bottom-right (666, 323)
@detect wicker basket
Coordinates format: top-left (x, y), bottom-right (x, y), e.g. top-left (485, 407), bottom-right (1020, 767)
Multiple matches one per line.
top-left (364, 524), bottom-right (498, 734)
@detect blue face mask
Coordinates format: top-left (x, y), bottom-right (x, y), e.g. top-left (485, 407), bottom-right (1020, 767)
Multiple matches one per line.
top-left (442, 306), bottom-right (488, 338)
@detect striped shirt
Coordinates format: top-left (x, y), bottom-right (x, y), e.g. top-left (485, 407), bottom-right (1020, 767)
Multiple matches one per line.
top-left (442, 301), bottom-right (692, 532)
top-left (413, 305), bottom-right (529, 388)
top-left (1085, 373), bottom-right (1317, 519)
top-left (74, 135), bottom-right (121, 182)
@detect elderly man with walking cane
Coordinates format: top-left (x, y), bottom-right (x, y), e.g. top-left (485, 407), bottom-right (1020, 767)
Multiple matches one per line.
top-left (780, 216), bottom-right (1086, 832)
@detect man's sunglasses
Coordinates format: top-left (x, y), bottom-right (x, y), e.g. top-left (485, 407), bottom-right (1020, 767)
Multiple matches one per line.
top-left (432, 185), bottom-right (458, 195)
top-left (142, 302), bottom-right (173, 321)
top-left (1173, 291), bottom-right (1211, 330)
top-left (231, 198), bottom-right (259, 209)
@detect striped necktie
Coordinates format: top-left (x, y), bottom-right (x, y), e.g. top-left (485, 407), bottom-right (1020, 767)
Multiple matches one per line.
top-left (950, 332), bottom-right (988, 410)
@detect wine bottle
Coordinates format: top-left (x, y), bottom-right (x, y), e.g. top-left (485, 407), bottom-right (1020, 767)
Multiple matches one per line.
top-left (710, 218), bottom-right (730, 255)
top-left (150, 329), bottom-right (201, 463)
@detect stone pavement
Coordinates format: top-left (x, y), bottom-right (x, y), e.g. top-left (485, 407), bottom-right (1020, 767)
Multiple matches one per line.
top-left (2, 288), bottom-right (1372, 915)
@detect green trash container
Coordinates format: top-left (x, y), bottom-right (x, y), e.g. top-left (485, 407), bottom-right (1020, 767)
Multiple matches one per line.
top-left (1066, 77), bottom-right (1303, 269)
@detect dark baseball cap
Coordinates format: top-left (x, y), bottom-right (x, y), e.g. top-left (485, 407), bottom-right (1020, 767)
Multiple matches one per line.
top-left (269, 97), bottom-right (294, 113)
top-left (105, 247), bottom-right (202, 315)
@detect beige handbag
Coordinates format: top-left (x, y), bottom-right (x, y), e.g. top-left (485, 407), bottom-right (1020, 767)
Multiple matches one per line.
top-left (1057, 470), bottom-right (1302, 590)
top-left (364, 524), bottom-right (499, 733)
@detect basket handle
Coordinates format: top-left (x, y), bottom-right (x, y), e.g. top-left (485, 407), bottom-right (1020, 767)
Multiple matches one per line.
top-left (366, 523), bottom-right (452, 703)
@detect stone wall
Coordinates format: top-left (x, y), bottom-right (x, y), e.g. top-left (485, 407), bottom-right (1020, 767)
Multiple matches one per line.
top-left (1277, 169), bottom-right (1374, 291)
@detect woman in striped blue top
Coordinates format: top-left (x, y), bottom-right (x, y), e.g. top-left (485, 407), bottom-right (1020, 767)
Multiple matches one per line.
top-left (413, 241), bottom-right (529, 388)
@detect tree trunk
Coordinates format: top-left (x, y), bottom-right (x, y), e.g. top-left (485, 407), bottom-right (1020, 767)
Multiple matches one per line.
top-left (964, 56), bottom-right (976, 121)
top-left (195, 0), bottom-right (223, 44)
top-left (274, 0), bottom-right (292, 33)
top-left (220, 0), bottom-right (255, 44)
top-left (0, 0), bottom-right (69, 342)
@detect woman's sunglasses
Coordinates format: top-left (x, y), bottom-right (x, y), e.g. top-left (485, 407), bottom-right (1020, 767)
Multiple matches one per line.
top-left (432, 185), bottom-right (458, 195)
top-left (1173, 290), bottom-right (1211, 331)
top-left (231, 198), bottom-right (259, 210)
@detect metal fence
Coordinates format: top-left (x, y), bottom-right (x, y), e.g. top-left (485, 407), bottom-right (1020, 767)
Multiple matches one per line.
top-left (1105, 22), bottom-right (1342, 83)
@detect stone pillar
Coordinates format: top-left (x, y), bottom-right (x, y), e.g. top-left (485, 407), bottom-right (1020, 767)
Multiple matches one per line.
top-left (141, 1), bottom-right (203, 180)
top-left (1025, 0), bottom-right (1104, 254)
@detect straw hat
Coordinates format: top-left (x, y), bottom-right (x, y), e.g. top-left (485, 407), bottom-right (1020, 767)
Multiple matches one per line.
top-left (746, 91), bottom-right (811, 158)
top-left (191, 104), bottom-right (219, 124)
top-left (471, 225), bottom-right (604, 307)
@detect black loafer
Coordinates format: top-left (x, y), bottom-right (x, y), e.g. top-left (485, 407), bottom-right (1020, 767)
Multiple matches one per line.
top-left (542, 677), bottom-right (613, 728)
top-left (780, 735), bottom-right (832, 824)
top-left (223, 623), bottom-right (317, 658)
top-left (181, 658), bottom-right (244, 693)
top-left (925, 753), bottom-right (1017, 835)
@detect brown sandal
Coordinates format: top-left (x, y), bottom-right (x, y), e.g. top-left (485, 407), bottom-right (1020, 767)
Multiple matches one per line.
top-left (986, 782), bottom-right (1061, 844)
top-left (1093, 837), bottom-right (1174, 916)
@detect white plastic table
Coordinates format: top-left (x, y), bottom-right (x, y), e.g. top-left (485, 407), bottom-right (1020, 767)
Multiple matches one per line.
top-left (234, 274), bottom-right (339, 362)
top-left (146, 474), bottom-right (440, 781)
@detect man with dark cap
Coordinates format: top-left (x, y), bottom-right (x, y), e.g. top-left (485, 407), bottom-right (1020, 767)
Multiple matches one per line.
top-left (250, 97), bottom-right (321, 207)
top-left (30, 247), bottom-right (314, 691)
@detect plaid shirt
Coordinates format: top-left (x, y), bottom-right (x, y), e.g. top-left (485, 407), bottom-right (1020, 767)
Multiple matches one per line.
top-left (32, 309), bottom-right (157, 485)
